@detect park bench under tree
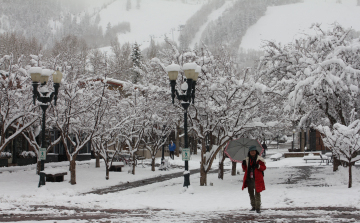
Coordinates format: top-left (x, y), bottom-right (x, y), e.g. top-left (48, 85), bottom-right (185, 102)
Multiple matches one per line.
top-left (270, 153), bottom-right (283, 161)
top-left (303, 154), bottom-right (331, 165)
top-left (109, 162), bottom-right (125, 172)
top-left (40, 169), bottom-right (68, 183)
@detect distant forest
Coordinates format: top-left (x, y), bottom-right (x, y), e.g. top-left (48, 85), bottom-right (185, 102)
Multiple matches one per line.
top-left (0, 0), bottom-right (126, 49)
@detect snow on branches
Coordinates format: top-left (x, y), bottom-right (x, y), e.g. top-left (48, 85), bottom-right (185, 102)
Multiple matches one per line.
top-left (258, 24), bottom-right (360, 127)
top-left (318, 120), bottom-right (360, 188)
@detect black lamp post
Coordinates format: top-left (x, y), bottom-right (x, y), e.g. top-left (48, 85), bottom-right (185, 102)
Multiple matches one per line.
top-left (166, 62), bottom-right (200, 187)
top-left (29, 67), bottom-right (62, 187)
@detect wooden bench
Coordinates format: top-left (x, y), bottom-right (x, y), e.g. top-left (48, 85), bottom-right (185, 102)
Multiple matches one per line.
top-left (110, 162), bottom-right (125, 172)
top-left (303, 154), bottom-right (331, 165)
top-left (40, 171), bottom-right (68, 182)
top-left (270, 153), bottom-right (282, 161)
top-left (137, 156), bottom-right (146, 161)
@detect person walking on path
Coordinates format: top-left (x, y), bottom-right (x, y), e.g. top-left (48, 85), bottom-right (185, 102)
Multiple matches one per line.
top-left (169, 141), bottom-right (176, 160)
top-left (261, 142), bottom-right (267, 157)
top-left (242, 146), bottom-right (266, 213)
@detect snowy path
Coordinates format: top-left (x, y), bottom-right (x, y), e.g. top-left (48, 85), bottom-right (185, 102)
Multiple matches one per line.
top-left (85, 167), bottom-right (222, 195)
top-left (1, 204), bottom-right (359, 222)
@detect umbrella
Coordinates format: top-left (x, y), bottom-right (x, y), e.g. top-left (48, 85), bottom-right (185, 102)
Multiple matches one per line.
top-left (224, 138), bottom-right (264, 163)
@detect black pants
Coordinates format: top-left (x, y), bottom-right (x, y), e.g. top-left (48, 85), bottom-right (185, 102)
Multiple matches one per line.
top-left (247, 178), bottom-right (261, 210)
top-left (170, 151), bottom-right (174, 159)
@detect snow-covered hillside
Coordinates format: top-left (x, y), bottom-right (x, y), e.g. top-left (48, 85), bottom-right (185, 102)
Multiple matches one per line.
top-left (97, 0), bottom-right (205, 49)
top-left (189, 1), bottom-right (235, 49)
top-left (240, 0), bottom-right (360, 51)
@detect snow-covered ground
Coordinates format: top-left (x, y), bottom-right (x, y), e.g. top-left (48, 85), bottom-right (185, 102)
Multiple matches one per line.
top-left (240, 0), bottom-right (360, 51)
top-left (1, 145), bottom-right (360, 222)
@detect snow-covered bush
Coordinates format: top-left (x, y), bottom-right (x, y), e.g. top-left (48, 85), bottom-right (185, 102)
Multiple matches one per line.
top-left (0, 152), bottom-right (12, 158)
top-left (18, 151), bottom-right (36, 158)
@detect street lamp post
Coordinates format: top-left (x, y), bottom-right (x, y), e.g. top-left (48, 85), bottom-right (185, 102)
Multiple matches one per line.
top-left (166, 62), bottom-right (200, 187)
top-left (29, 67), bottom-right (62, 187)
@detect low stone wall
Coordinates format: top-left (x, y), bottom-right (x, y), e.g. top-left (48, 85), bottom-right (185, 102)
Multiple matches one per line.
top-left (46, 154), bottom-right (59, 163)
top-left (17, 157), bottom-right (37, 166)
top-left (284, 152), bottom-right (320, 158)
top-left (0, 158), bottom-right (8, 167)
top-left (76, 154), bottom-right (91, 161)
top-left (136, 149), bottom-right (170, 159)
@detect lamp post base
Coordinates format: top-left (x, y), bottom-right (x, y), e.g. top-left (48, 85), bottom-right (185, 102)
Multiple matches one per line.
top-left (183, 160), bottom-right (190, 187)
top-left (38, 160), bottom-right (45, 187)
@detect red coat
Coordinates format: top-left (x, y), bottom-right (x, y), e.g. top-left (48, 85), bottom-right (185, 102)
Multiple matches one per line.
top-left (242, 156), bottom-right (266, 193)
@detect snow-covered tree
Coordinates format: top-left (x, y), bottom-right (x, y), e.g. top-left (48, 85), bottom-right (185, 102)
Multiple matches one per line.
top-left (91, 81), bottom-right (135, 179)
top-left (318, 119), bottom-right (360, 188)
top-left (92, 133), bottom-right (124, 180)
top-left (131, 42), bottom-right (143, 84)
top-left (22, 118), bottom-right (61, 174)
top-left (109, 40), bottom-right (132, 80)
top-left (189, 46), bottom-right (267, 185)
top-left (142, 108), bottom-right (173, 171)
top-left (0, 55), bottom-right (38, 154)
top-left (119, 89), bottom-right (149, 175)
top-left (153, 41), bottom-right (267, 185)
top-left (126, 0), bottom-right (132, 11)
top-left (136, 0), bottom-right (141, 9)
top-left (257, 24), bottom-right (360, 128)
top-left (89, 49), bottom-right (108, 78)
top-left (52, 76), bottom-right (108, 185)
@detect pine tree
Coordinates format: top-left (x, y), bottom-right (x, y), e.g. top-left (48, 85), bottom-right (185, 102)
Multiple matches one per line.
top-left (131, 42), bottom-right (142, 84)
top-left (126, 0), bottom-right (132, 11)
top-left (146, 37), bottom-right (158, 59)
top-left (136, 0), bottom-right (141, 9)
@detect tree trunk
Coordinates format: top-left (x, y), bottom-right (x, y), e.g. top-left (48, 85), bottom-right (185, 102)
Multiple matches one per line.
top-left (151, 158), bottom-right (155, 171)
top-left (348, 162), bottom-right (352, 188)
top-left (200, 164), bottom-right (207, 186)
top-left (300, 129), bottom-right (305, 152)
top-left (70, 159), bottom-right (76, 185)
top-left (190, 135), bottom-right (193, 154)
top-left (132, 154), bottom-right (136, 175)
top-left (175, 123), bottom-right (180, 157)
top-left (231, 162), bottom-right (237, 176)
top-left (106, 165), bottom-right (109, 180)
top-left (96, 155), bottom-right (100, 168)
top-left (200, 139), bottom-right (207, 186)
top-left (333, 156), bottom-right (341, 171)
top-left (192, 135), bottom-right (197, 155)
top-left (218, 161), bottom-right (224, 180)
top-left (218, 153), bottom-right (226, 180)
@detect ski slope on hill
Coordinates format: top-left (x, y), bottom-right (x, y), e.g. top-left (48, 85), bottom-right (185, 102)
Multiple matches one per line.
top-left (240, 0), bottom-right (360, 51)
top-left (189, 1), bottom-right (235, 50)
top-left (97, 0), bottom-right (204, 49)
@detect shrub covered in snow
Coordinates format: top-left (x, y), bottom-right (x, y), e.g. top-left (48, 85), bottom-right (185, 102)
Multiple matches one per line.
top-left (0, 152), bottom-right (12, 158)
top-left (18, 151), bottom-right (36, 158)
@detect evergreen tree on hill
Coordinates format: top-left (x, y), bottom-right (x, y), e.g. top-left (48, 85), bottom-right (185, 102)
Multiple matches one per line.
top-left (131, 42), bottom-right (143, 84)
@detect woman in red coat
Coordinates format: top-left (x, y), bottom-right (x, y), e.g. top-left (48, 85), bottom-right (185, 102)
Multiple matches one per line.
top-left (242, 145), bottom-right (266, 213)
